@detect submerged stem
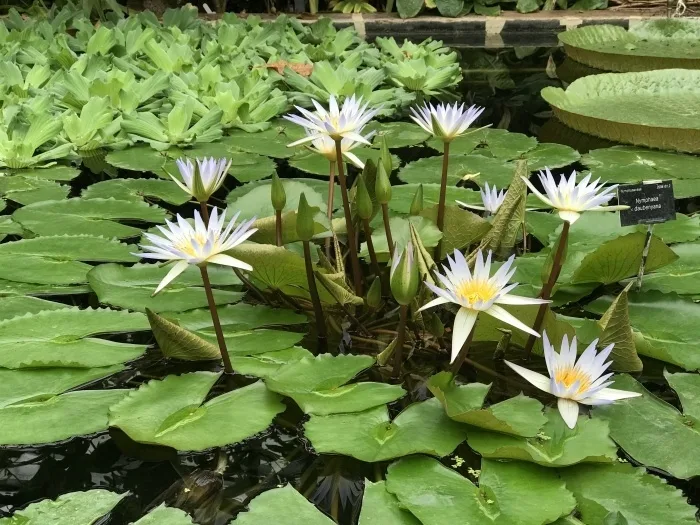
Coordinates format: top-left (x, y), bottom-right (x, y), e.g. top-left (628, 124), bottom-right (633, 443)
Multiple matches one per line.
top-left (434, 140), bottom-right (450, 261)
top-left (334, 139), bottom-right (363, 296)
top-left (303, 240), bottom-right (328, 350)
top-left (524, 219), bottom-right (570, 357)
top-left (392, 304), bottom-right (408, 379)
top-left (199, 265), bottom-right (233, 375)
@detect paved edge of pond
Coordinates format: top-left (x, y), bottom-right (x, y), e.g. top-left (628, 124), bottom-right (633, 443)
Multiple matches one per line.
top-left (247, 10), bottom-right (667, 48)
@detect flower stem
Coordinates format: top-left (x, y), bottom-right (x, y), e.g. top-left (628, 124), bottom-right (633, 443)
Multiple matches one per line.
top-left (334, 139), bottom-right (363, 296)
top-left (275, 209), bottom-right (283, 247)
top-left (392, 304), bottom-right (408, 378)
top-left (450, 323), bottom-right (476, 377)
top-left (199, 201), bottom-right (210, 223)
top-left (381, 203), bottom-right (394, 256)
top-left (303, 240), bottom-right (328, 350)
top-left (199, 265), bottom-right (234, 374)
top-left (362, 218), bottom-right (385, 292)
top-left (434, 141), bottom-right (450, 261)
top-left (524, 219), bottom-right (570, 357)
top-left (325, 160), bottom-right (336, 260)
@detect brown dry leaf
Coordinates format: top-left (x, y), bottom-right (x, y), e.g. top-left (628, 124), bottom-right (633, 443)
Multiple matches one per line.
top-left (260, 61), bottom-right (314, 77)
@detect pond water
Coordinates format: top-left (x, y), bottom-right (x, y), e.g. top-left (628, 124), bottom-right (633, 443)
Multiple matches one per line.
top-left (1, 43), bottom-right (698, 524)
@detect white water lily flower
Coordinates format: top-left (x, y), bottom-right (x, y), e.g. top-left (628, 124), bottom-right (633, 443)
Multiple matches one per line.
top-left (456, 182), bottom-right (506, 214)
top-left (302, 127), bottom-right (375, 169)
top-left (409, 102), bottom-right (485, 142)
top-left (133, 208), bottom-right (257, 295)
top-left (505, 332), bottom-right (642, 429)
top-left (284, 95), bottom-right (380, 146)
top-left (170, 157), bottom-right (232, 203)
top-left (418, 249), bottom-right (548, 363)
top-left (522, 168), bottom-right (628, 224)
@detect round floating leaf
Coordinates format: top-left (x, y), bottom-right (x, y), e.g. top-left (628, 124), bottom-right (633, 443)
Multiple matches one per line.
top-left (0, 365), bottom-right (123, 407)
top-left (0, 235), bottom-right (136, 262)
top-left (358, 480), bottom-right (421, 525)
top-left (5, 165), bottom-right (81, 181)
top-left (109, 372), bottom-right (284, 451)
top-left (561, 462), bottom-right (697, 525)
top-left (398, 154), bottom-right (515, 188)
top-left (541, 70), bottom-right (700, 153)
top-left (105, 145), bottom-right (171, 173)
top-left (230, 347), bottom-right (313, 378)
top-left (371, 121), bottom-right (432, 149)
top-left (593, 373), bottom-right (700, 479)
top-left (227, 127), bottom-right (298, 158)
top-left (385, 456), bottom-right (576, 525)
top-left (288, 151), bottom-right (340, 176)
top-left (428, 128), bottom-right (538, 159)
top-left (83, 178), bottom-right (190, 205)
top-left (582, 145), bottom-right (700, 183)
top-left (467, 407), bottom-right (618, 467)
top-left (227, 152), bottom-right (277, 183)
top-left (0, 176), bottom-right (69, 205)
top-left (638, 242), bottom-right (700, 294)
top-left (0, 254), bottom-right (92, 285)
top-left (304, 398), bottom-right (469, 462)
top-left (173, 303), bottom-right (306, 331)
top-left (231, 485), bottom-right (333, 525)
top-left (642, 213), bottom-right (700, 244)
top-left (361, 216), bottom-right (441, 261)
top-left (420, 205), bottom-right (490, 259)
top-left (264, 354), bottom-right (374, 393)
top-left (390, 184), bottom-right (482, 214)
top-left (0, 280), bottom-right (90, 297)
top-left (197, 328), bottom-right (305, 356)
top-left (523, 142), bottom-right (581, 171)
top-left (13, 198), bottom-right (166, 238)
top-left (227, 179), bottom-right (326, 221)
top-left (292, 383), bottom-right (406, 416)
top-left (0, 490), bottom-right (127, 525)
top-left (427, 372), bottom-right (546, 436)
top-left (133, 504), bottom-right (195, 524)
top-left (0, 307), bottom-right (149, 368)
top-left (0, 296), bottom-right (68, 321)
top-left (0, 389), bottom-right (129, 445)
top-left (88, 263), bottom-right (243, 312)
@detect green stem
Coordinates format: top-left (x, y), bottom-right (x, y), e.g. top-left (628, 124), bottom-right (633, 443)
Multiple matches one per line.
top-left (199, 265), bottom-right (234, 374)
top-left (325, 160), bottom-right (336, 260)
top-left (524, 220), bottom-right (570, 357)
top-left (275, 209), bottom-right (282, 247)
top-left (434, 140), bottom-right (450, 261)
top-left (392, 304), bottom-right (408, 379)
top-left (303, 240), bottom-right (328, 349)
top-left (362, 218), bottom-right (385, 291)
top-left (381, 202), bottom-right (394, 257)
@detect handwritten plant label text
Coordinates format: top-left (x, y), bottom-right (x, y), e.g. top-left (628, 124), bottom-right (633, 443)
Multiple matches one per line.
top-left (618, 180), bottom-right (675, 227)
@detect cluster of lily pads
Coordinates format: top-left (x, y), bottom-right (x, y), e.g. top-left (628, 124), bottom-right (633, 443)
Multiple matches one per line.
top-left (3, 8), bottom-right (700, 525)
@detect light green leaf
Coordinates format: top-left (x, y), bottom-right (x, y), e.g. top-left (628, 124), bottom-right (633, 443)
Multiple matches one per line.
top-left (0, 254), bottom-right (92, 285)
top-left (231, 485), bottom-right (333, 525)
top-left (230, 347), bottom-right (314, 378)
top-left (0, 234), bottom-right (136, 261)
top-left (361, 216), bottom-right (442, 261)
top-left (582, 145), bottom-right (700, 183)
top-left (133, 504), bottom-right (195, 524)
top-left (0, 296), bottom-right (69, 321)
top-left (0, 490), bottom-right (127, 525)
top-left (0, 176), bottom-right (69, 205)
top-left (359, 480), bottom-right (421, 525)
top-left (147, 309), bottom-right (220, 361)
top-left (173, 303), bottom-right (306, 331)
top-left (597, 284), bottom-right (643, 372)
top-left (420, 204), bottom-right (490, 259)
top-left (83, 178), bottom-right (190, 205)
top-left (370, 121), bottom-right (431, 148)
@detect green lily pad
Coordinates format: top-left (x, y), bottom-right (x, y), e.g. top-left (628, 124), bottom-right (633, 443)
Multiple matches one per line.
top-left (398, 154), bottom-right (515, 189)
top-left (227, 127), bottom-right (298, 158)
top-left (389, 184), bottom-right (482, 214)
top-left (0, 490), bottom-right (127, 525)
top-left (227, 179), bottom-right (326, 221)
top-left (13, 198), bottom-right (166, 238)
top-left (541, 69), bottom-right (700, 153)
top-left (0, 235), bottom-right (136, 262)
top-left (358, 480), bottom-right (421, 525)
top-left (638, 242), bottom-right (700, 294)
top-left (0, 365), bottom-right (123, 407)
top-left (526, 211), bottom-right (562, 245)
top-left (197, 328), bottom-right (305, 356)
top-left (0, 296), bottom-right (69, 321)
top-left (304, 398), bottom-right (469, 462)
top-left (0, 176), bottom-right (69, 205)
top-left (88, 263), bottom-right (243, 313)
top-left (561, 462), bottom-right (697, 525)
top-left (0, 254), bottom-right (93, 285)
top-left (133, 504), bottom-right (195, 524)
top-left (371, 121), bottom-right (432, 149)
top-left (427, 372), bottom-right (546, 436)
top-left (360, 216), bottom-right (442, 261)
top-left (385, 456), bottom-right (576, 525)
top-left (593, 373), bottom-right (700, 479)
top-left (5, 165), bottom-right (81, 181)
top-left (83, 178), bottom-right (190, 205)
top-left (105, 145), bottom-right (171, 174)
top-left (523, 142), bottom-right (581, 171)
top-left (428, 128), bottom-right (537, 159)
top-left (0, 215), bottom-right (22, 237)
top-left (587, 291), bottom-right (700, 370)
top-left (0, 307), bottom-right (149, 368)
top-left (229, 347), bottom-right (313, 378)
top-left (0, 389), bottom-right (129, 445)
top-left (231, 485), bottom-right (333, 525)
top-left (467, 407), bottom-right (618, 467)
top-left (173, 303), bottom-right (306, 331)
top-left (109, 372), bottom-right (284, 451)
top-left (582, 145), bottom-right (700, 183)
top-left (420, 204), bottom-right (490, 259)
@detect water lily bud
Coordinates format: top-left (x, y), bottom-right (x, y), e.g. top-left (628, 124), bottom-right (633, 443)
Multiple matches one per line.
top-left (365, 277), bottom-right (382, 309)
top-left (271, 174), bottom-right (286, 211)
top-left (410, 184), bottom-right (424, 216)
top-left (379, 136), bottom-right (392, 174)
top-left (296, 193), bottom-right (315, 242)
top-left (390, 242), bottom-right (419, 306)
top-left (375, 162), bottom-right (392, 205)
top-left (356, 175), bottom-right (373, 221)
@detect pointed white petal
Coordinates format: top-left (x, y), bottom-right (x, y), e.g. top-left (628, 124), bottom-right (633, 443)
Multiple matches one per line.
top-left (416, 296), bottom-right (451, 312)
top-left (496, 294), bottom-right (550, 306)
top-left (504, 361), bottom-right (552, 394)
top-left (207, 253), bottom-right (253, 271)
top-left (484, 304), bottom-right (541, 337)
top-left (153, 260), bottom-right (189, 295)
top-left (557, 398), bottom-right (580, 429)
top-left (450, 308), bottom-right (478, 363)
top-left (586, 387), bottom-right (642, 402)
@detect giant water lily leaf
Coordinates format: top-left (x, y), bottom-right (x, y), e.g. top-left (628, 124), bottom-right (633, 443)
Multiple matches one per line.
top-left (541, 69), bottom-right (700, 153)
top-left (385, 456), bottom-right (576, 525)
top-left (0, 489), bottom-right (127, 525)
top-left (558, 21), bottom-right (700, 73)
top-left (593, 373), bottom-right (700, 479)
top-left (88, 263), bottom-right (243, 312)
top-left (561, 463), bottom-right (697, 525)
top-left (637, 242), bottom-right (700, 295)
top-left (359, 481), bottom-right (421, 525)
top-left (0, 235), bottom-right (136, 261)
top-left (13, 198), bottom-right (166, 238)
top-left (109, 372), bottom-right (284, 451)
top-left (0, 389), bottom-right (129, 445)
top-left (467, 407), bottom-right (618, 467)
top-left (571, 232), bottom-right (677, 284)
top-left (261, 354), bottom-right (403, 415)
top-left (582, 145), bottom-right (700, 183)
top-left (587, 291), bottom-right (700, 370)
top-left (427, 372), bottom-right (546, 436)
top-left (304, 398), bottom-right (469, 462)
top-left (173, 303), bottom-right (306, 331)
top-left (0, 365), bottom-right (123, 407)
top-left (0, 308), bottom-right (149, 368)
top-left (231, 485), bottom-right (333, 525)
top-left (0, 175), bottom-right (69, 205)
top-left (133, 504), bottom-right (195, 524)
top-left (83, 178), bottom-right (190, 205)
top-left (0, 296), bottom-right (68, 321)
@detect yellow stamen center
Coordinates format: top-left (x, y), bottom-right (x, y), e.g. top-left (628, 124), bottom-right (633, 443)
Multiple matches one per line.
top-left (176, 233), bottom-right (207, 257)
top-left (455, 281), bottom-right (496, 306)
top-left (554, 366), bottom-right (591, 395)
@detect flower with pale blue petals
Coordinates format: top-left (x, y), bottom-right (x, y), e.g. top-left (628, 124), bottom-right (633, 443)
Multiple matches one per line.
top-left (505, 332), bottom-right (641, 429)
top-left (410, 102), bottom-right (484, 142)
top-left (457, 182), bottom-right (506, 214)
top-left (170, 157), bottom-right (231, 203)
